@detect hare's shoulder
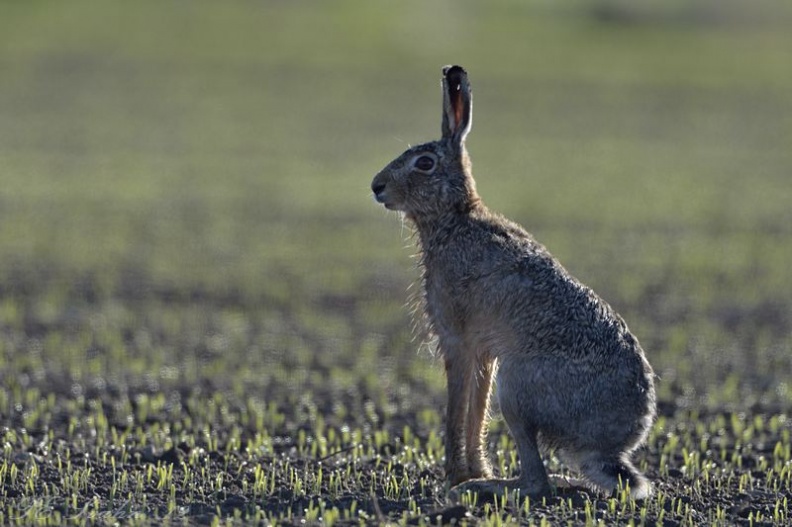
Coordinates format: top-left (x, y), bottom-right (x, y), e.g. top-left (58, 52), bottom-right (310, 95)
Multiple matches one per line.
top-left (425, 211), bottom-right (565, 287)
top-left (465, 212), bottom-right (559, 271)
top-left (463, 214), bottom-right (598, 302)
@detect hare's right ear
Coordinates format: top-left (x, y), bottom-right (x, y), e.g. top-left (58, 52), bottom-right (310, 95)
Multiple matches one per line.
top-left (441, 65), bottom-right (472, 147)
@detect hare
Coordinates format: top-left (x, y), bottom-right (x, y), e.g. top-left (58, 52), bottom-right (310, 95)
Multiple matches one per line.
top-left (370, 65), bottom-right (656, 500)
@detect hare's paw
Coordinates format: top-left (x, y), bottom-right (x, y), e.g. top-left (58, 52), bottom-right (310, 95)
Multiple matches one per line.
top-left (548, 473), bottom-right (588, 491)
top-left (449, 478), bottom-right (502, 502)
top-left (467, 459), bottom-right (494, 480)
top-left (449, 477), bottom-right (551, 503)
top-left (446, 457), bottom-right (494, 486)
top-left (445, 464), bottom-right (475, 488)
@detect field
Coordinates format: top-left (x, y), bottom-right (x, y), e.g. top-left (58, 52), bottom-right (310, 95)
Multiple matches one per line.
top-left (1, 0), bottom-right (791, 524)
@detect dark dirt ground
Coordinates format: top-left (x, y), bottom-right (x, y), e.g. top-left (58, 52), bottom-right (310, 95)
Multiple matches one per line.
top-left (1, 272), bottom-right (791, 525)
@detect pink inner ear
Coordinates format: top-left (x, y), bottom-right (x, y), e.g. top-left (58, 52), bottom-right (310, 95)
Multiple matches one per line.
top-left (451, 83), bottom-right (463, 130)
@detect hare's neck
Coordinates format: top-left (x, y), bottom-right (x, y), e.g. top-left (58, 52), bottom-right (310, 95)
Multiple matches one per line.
top-left (411, 204), bottom-right (485, 259)
top-left (412, 215), bottom-right (455, 251)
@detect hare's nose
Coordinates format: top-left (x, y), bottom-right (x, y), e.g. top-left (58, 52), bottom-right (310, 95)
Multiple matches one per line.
top-left (372, 181), bottom-right (386, 201)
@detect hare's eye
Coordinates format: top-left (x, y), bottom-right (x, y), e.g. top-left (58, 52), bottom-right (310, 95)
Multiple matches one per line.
top-left (414, 155), bottom-right (436, 172)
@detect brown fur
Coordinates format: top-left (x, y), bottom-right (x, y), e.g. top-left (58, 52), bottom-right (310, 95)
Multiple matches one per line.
top-left (371, 66), bottom-right (656, 500)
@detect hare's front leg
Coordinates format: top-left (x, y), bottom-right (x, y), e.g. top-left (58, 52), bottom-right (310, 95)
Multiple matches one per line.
top-left (466, 359), bottom-right (494, 479)
top-left (443, 349), bottom-right (476, 486)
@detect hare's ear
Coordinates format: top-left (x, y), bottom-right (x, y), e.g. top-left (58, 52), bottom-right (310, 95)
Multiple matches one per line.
top-left (441, 65), bottom-right (472, 146)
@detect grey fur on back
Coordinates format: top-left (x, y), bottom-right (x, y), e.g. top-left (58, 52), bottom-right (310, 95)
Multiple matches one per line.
top-left (371, 65), bottom-right (656, 499)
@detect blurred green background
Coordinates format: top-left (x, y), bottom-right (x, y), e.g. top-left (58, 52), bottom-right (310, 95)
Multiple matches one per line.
top-left (1, 0), bottom-right (791, 414)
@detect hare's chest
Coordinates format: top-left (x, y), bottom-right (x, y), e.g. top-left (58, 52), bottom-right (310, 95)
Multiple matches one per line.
top-left (422, 268), bottom-right (471, 338)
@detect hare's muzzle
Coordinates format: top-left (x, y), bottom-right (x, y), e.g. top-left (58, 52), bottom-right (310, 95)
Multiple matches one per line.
top-left (371, 180), bottom-right (387, 204)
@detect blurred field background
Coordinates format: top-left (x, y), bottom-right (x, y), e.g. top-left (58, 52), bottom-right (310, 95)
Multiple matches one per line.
top-left (1, 0), bottom-right (791, 523)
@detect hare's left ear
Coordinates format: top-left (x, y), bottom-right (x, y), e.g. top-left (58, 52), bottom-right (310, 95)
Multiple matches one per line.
top-left (441, 65), bottom-right (472, 147)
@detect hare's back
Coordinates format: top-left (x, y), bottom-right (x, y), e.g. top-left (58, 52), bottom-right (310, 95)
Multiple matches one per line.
top-left (466, 217), bottom-right (640, 358)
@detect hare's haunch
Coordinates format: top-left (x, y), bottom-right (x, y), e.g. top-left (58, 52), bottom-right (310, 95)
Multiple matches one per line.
top-left (371, 65), bottom-right (656, 500)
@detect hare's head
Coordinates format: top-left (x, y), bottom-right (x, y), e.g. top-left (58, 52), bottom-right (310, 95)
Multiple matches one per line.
top-left (371, 65), bottom-right (480, 221)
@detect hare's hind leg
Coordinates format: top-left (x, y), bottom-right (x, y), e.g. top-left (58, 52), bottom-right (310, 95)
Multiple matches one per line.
top-left (577, 451), bottom-right (652, 500)
top-left (450, 393), bottom-right (550, 500)
top-left (451, 363), bottom-right (551, 500)
top-left (499, 379), bottom-right (552, 496)
top-left (465, 360), bottom-right (495, 479)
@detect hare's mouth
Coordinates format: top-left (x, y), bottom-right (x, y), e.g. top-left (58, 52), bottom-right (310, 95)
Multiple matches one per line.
top-left (378, 199), bottom-right (400, 211)
top-left (377, 199), bottom-right (402, 212)
top-left (372, 182), bottom-right (404, 211)
top-left (373, 190), bottom-right (396, 209)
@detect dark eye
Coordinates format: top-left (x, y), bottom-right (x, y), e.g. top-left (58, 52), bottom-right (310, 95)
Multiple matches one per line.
top-left (414, 155), bottom-right (436, 172)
